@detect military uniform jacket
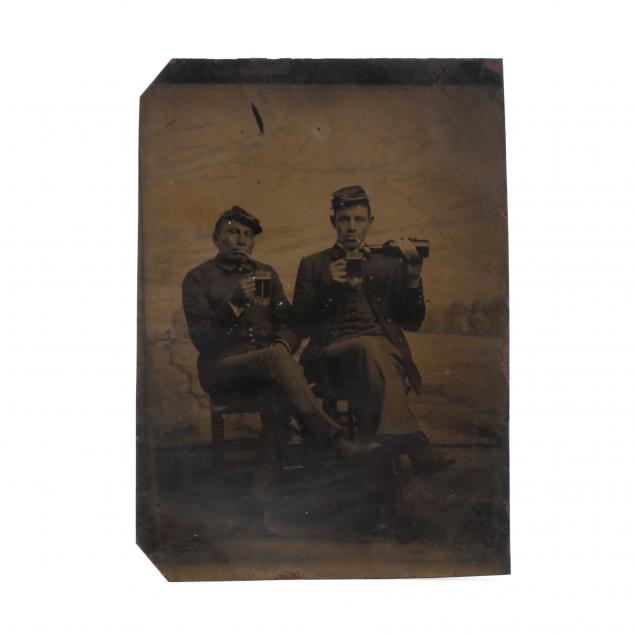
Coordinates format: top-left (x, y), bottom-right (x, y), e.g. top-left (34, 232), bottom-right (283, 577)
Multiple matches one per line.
top-left (182, 257), bottom-right (299, 391)
top-left (293, 245), bottom-right (426, 394)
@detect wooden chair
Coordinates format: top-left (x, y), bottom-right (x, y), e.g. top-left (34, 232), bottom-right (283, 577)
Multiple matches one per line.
top-left (313, 381), bottom-right (411, 501)
top-left (210, 380), bottom-right (359, 474)
top-left (312, 383), bottom-right (357, 440)
top-left (210, 380), bottom-right (410, 516)
top-left (209, 382), bottom-right (291, 474)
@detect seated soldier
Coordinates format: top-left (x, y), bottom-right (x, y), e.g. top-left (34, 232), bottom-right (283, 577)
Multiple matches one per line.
top-left (182, 205), bottom-right (378, 484)
top-left (293, 186), bottom-right (452, 474)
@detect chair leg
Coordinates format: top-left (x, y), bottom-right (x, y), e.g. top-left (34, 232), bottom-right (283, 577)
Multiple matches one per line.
top-left (256, 408), bottom-right (280, 469)
top-left (211, 409), bottom-right (225, 474)
top-left (324, 397), bottom-right (356, 440)
top-left (323, 397), bottom-right (337, 418)
top-left (259, 399), bottom-right (293, 470)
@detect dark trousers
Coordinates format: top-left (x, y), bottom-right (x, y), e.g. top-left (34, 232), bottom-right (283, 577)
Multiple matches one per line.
top-left (205, 345), bottom-right (343, 446)
top-left (318, 335), bottom-right (426, 441)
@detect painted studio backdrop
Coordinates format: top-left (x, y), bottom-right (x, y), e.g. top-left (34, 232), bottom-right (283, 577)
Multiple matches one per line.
top-left (137, 59), bottom-right (509, 581)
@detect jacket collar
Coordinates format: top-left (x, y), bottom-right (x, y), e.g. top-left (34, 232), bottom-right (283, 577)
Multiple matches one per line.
top-left (212, 255), bottom-right (256, 273)
top-left (327, 244), bottom-right (345, 260)
top-left (328, 243), bottom-right (372, 260)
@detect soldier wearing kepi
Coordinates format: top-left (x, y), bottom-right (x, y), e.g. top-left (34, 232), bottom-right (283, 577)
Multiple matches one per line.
top-left (182, 205), bottom-right (378, 470)
top-left (293, 186), bottom-right (451, 472)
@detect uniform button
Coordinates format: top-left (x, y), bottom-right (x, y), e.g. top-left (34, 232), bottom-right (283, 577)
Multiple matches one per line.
top-left (376, 297), bottom-right (382, 301)
top-left (386, 318), bottom-right (392, 323)
top-left (369, 275), bottom-right (374, 280)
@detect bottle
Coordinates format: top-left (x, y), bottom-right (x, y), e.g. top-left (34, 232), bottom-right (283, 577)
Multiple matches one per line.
top-left (367, 238), bottom-right (430, 259)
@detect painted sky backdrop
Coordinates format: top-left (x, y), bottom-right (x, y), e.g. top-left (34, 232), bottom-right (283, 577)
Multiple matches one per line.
top-left (140, 82), bottom-right (507, 336)
top-left (139, 79), bottom-right (508, 444)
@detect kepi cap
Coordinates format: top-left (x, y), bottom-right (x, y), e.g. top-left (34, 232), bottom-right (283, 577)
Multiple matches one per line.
top-left (331, 185), bottom-right (370, 212)
top-left (216, 205), bottom-right (263, 235)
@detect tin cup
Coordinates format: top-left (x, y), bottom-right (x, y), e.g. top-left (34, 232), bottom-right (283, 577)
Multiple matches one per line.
top-left (254, 270), bottom-right (272, 305)
top-left (345, 251), bottom-right (363, 285)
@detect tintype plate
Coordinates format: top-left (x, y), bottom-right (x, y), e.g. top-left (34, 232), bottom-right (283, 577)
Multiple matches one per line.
top-left (137, 58), bottom-right (509, 581)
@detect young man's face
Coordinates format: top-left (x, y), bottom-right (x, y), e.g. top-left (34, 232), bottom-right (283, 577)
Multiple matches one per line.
top-left (213, 219), bottom-right (256, 262)
top-left (332, 204), bottom-right (373, 251)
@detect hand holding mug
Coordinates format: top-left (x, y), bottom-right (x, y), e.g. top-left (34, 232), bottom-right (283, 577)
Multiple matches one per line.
top-left (229, 275), bottom-right (256, 307)
top-left (328, 258), bottom-right (348, 285)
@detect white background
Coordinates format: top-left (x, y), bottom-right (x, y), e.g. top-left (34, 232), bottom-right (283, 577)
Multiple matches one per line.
top-left (1, 1), bottom-right (634, 633)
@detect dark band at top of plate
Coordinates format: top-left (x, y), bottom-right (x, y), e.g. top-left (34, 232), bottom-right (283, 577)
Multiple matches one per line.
top-left (152, 58), bottom-right (503, 87)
